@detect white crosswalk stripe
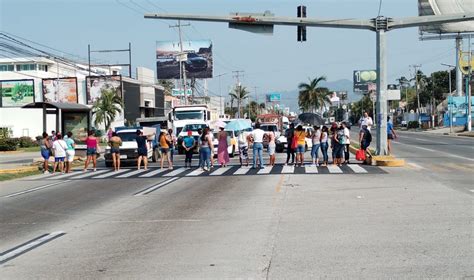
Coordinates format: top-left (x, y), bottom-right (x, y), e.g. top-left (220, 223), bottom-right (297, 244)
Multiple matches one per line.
top-left (116, 169), bottom-right (146, 178)
top-left (233, 166), bottom-right (251, 175)
top-left (347, 164), bottom-right (368, 174)
top-left (305, 165), bottom-right (319, 174)
top-left (73, 169), bottom-right (109, 179)
top-left (186, 168), bottom-right (206, 176)
top-left (257, 166), bottom-right (273, 174)
top-left (139, 168), bottom-right (168, 178)
top-left (210, 166), bottom-right (231, 176)
top-left (47, 171), bottom-right (82, 180)
top-left (282, 166), bottom-right (294, 174)
top-left (327, 165), bottom-right (343, 174)
top-left (163, 168), bottom-right (187, 177)
top-left (93, 169), bottom-right (129, 179)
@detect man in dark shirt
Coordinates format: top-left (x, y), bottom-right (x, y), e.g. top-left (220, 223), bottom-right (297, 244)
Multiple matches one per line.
top-left (136, 130), bottom-right (148, 170)
top-left (285, 123), bottom-right (295, 165)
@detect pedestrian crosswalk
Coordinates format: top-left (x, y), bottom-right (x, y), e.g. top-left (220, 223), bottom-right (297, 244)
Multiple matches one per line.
top-left (41, 164), bottom-right (385, 181)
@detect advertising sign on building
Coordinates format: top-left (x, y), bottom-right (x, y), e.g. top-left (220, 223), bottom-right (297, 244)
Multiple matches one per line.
top-left (86, 75), bottom-right (122, 105)
top-left (42, 77), bottom-right (78, 103)
top-left (266, 92), bottom-right (281, 102)
top-left (156, 40), bottom-right (213, 79)
top-left (0, 79), bottom-right (35, 107)
top-left (353, 70), bottom-right (377, 92)
top-left (418, 0), bottom-right (474, 34)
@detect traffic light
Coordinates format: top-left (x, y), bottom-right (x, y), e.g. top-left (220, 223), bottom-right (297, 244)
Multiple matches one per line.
top-left (297, 5), bottom-right (307, 42)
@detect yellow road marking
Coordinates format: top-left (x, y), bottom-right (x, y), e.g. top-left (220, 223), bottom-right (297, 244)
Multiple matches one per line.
top-left (275, 174), bottom-right (285, 193)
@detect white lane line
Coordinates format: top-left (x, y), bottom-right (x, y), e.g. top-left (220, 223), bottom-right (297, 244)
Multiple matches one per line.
top-left (116, 169), bottom-right (146, 178)
top-left (210, 167), bottom-right (231, 176)
top-left (163, 168), bottom-right (187, 177)
top-left (397, 142), bottom-right (474, 162)
top-left (139, 168), bottom-right (167, 178)
top-left (46, 172), bottom-right (81, 180)
top-left (0, 231), bottom-right (66, 264)
top-left (413, 137), bottom-right (449, 145)
top-left (469, 189), bottom-right (474, 193)
top-left (134, 177), bottom-right (180, 196)
top-left (408, 162), bottom-right (425, 170)
top-left (347, 164), bottom-right (368, 174)
top-left (327, 165), bottom-right (343, 174)
top-left (73, 169), bottom-right (109, 179)
top-left (233, 166), bottom-right (251, 175)
top-left (186, 168), bottom-right (206, 176)
top-left (3, 180), bottom-right (71, 198)
top-left (304, 165), bottom-right (319, 174)
top-left (282, 166), bottom-right (295, 174)
top-left (93, 169), bottom-right (129, 179)
top-left (257, 166), bottom-right (273, 174)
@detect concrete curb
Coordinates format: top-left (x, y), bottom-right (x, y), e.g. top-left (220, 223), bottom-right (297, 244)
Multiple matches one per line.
top-left (349, 143), bottom-right (405, 167)
top-left (0, 165), bottom-right (39, 174)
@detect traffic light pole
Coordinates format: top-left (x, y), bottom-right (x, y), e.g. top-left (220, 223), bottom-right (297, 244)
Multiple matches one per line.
top-left (376, 28), bottom-right (388, 155)
top-left (145, 11), bottom-right (474, 155)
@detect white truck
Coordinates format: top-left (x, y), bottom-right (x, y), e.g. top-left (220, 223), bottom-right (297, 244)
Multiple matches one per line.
top-left (170, 104), bottom-right (216, 135)
top-left (104, 126), bottom-right (160, 167)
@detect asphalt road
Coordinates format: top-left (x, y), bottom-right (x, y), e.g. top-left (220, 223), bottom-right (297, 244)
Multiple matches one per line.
top-left (0, 143), bottom-right (472, 278)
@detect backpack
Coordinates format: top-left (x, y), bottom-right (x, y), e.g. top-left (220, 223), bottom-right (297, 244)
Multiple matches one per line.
top-left (364, 129), bottom-right (372, 143)
top-left (337, 130), bottom-right (345, 144)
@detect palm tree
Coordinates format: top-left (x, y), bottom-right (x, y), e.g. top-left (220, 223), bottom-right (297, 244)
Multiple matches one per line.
top-left (298, 76), bottom-right (330, 113)
top-left (92, 89), bottom-right (123, 131)
top-left (229, 86), bottom-right (249, 118)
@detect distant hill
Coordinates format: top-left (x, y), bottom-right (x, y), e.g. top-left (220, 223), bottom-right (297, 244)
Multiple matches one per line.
top-left (276, 79), bottom-right (364, 113)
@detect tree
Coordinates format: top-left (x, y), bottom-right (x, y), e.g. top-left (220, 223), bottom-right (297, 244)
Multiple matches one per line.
top-left (298, 76), bottom-right (330, 113)
top-left (157, 80), bottom-right (174, 96)
top-left (229, 86), bottom-right (249, 118)
top-left (92, 89), bottom-right (123, 131)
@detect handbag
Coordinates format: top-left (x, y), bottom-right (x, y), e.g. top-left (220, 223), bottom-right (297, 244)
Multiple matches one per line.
top-left (355, 149), bottom-right (366, 161)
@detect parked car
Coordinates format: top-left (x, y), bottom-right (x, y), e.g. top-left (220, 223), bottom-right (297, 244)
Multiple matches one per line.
top-left (275, 126), bottom-right (314, 153)
top-left (184, 53), bottom-right (208, 72)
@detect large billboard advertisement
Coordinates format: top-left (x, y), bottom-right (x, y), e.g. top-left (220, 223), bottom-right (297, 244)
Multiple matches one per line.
top-left (156, 40), bottom-right (213, 79)
top-left (0, 79), bottom-right (35, 107)
top-left (42, 77), bottom-right (78, 103)
top-left (353, 70), bottom-right (377, 92)
top-left (86, 75), bottom-right (122, 105)
top-left (418, 0), bottom-right (474, 34)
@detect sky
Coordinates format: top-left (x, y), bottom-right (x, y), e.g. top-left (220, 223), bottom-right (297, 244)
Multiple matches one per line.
top-left (0, 0), bottom-right (465, 104)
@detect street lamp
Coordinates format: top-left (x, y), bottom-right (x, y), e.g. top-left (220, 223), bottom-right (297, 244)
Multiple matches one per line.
top-left (441, 63), bottom-right (455, 134)
top-left (215, 73), bottom-right (228, 116)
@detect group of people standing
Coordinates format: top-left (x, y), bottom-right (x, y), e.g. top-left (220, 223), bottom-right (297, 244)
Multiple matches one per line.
top-left (40, 130), bottom-right (76, 174)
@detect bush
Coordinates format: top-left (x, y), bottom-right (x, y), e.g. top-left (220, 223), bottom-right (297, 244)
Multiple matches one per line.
top-left (0, 138), bottom-right (19, 151)
top-left (407, 121), bottom-right (419, 129)
top-left (18, 136), bottom-right (38, 148)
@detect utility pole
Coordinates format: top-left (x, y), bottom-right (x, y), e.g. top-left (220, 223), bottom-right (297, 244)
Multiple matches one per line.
top-left (254, 86), bottom-right (259, 116)
top-left (468, 35), bottom-right (472, 131)
top-left (215, 73), bottom-right (227, 116)
top-left (442, 63), bottom-right (455, 134)
top-left (169, 20), bottom-right (191, 105)
top-left (410, 64), bottom-right (422, 126)
top-left (232, 70), bottom-right (244, 118)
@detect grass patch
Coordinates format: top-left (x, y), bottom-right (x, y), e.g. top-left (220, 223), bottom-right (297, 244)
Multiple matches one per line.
top-left (18, 146), bottom-right (41, 152)
top-left (0, 170), bottom-right (41, 182)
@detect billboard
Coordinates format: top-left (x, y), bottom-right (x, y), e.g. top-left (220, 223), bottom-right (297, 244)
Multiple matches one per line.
top-left (42, 77), bottom-right (78, 103)
top-left (266, 92), bottom-right (281, 102)
top-left (86, 75), bottom-right (122, 105)
top-left (330, 91), bottom-right (348, 104)
top-left (0, 79), bottom-right (35, 107)
top-left (353, 70), bottom-right (377, 92)
top-left (156, 40), bottom-right (213, 79)
top-left (418, 0), bottom-right (474, 34)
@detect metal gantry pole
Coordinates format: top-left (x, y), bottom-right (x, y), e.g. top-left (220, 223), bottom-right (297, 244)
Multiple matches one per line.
top-left (376, 28), bottom-right (388, 155)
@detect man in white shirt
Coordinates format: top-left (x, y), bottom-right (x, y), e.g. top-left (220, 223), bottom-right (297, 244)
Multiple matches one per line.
top-left (250, 123), bottom-right (265, 169)
top-left (359, 112), bottom-right (373, 131)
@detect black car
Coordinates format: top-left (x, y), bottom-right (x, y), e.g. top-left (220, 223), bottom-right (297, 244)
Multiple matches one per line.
top-left (184, 53), bottom-right (208, 72)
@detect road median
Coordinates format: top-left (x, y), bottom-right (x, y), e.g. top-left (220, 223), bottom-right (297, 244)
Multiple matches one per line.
top-left (349, 142), bottom-right (405, 167)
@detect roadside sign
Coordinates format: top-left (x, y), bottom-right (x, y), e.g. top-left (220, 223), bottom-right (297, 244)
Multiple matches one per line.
top-left (353, 70), bottom-right (377, 92)
top-left (266, 92), bottom-right (281, 102)
top-left (172, 88), bottom-right (192, 96)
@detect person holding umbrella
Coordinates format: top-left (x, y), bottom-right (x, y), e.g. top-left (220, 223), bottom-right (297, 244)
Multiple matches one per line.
top-left (226, 119), bottom-right (252, 167)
